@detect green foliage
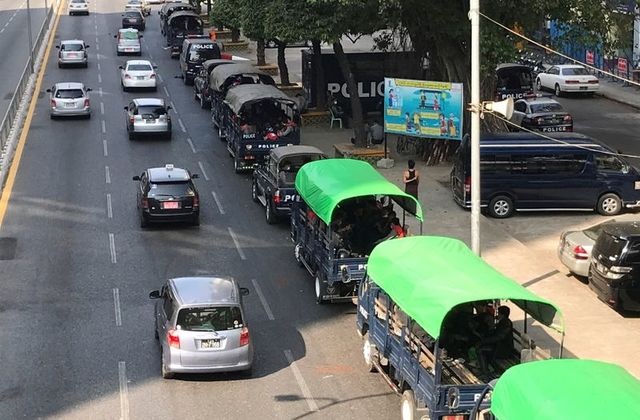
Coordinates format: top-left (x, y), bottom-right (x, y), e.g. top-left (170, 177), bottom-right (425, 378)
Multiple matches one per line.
top-left (210, 0), bottom-right (243, 31)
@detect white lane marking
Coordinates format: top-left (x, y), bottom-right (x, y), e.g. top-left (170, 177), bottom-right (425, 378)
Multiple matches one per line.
top-left (211, 191), bottom-right (225, 215)
top-left (106, 193), bottom-right (113, 218)
top-left (96, 44), bottom-right (100, 51)
top-left (251, 279), bottom-right (275, 321)
top-left (186, 137), bottom-right (196, 153)
top-left (228, 227), bottom-right (246, 260)
top-left (0, 28), bottom-right (4, 34)
top-left (109, 233), bottom-right (117, 264)
top-left (98, 74), bottom-right (102, 84)
top-left (178, 118), bottom-right (186, 133)
top-left (284, 350), bottom-right (318, 412)
top-left (100, 102), bottom-right (104, 115)
top-left (101, 120), bottom-right (106, 133)
top-left (118, 361), bottom-right (130, 420)
top-left (103, 139), bottom-right (108, 157)
top-left (99, 87), bottom-right (103, 97)
top-left (105, 166), bottom-right (111, 184)
top-left (113, 288), bottom-right (122, 326)
top-left (96, 37), bottom-right (99, 44)
top-left (197, 161), bottom-right (209, 181)
top-left (97, 62), bottom-right (101, 72)
top-left (170, 101), bottom-right (177, 112)
top-left (163, 86), bottom-right (169, 96)
top-left (157, 74), bottom-right (163, 82)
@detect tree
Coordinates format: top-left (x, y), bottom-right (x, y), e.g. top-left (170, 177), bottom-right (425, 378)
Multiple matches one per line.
top-left (210, 0), bottom-right (243, 42)
top-left (238, 0), bottom-right (270, 66)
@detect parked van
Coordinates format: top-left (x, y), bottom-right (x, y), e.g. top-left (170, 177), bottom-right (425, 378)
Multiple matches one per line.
top-left (179, 37), bottom-right (222, 84)
top-left (450, 132), bottom-right (640, 218)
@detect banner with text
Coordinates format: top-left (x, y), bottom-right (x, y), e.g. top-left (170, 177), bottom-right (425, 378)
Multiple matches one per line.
top-left (384, 78), bottom-right (464, 141)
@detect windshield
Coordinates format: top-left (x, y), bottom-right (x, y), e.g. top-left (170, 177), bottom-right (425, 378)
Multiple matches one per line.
top-left (497, 67), bottom-right (532, 90)
top-left (61, 43), bottom-right (83, 51)
top-left (583, 221), bottom-right (615, 241)
top-left (124, 11), bottom-right (141, 18)
top-left (137, 105), bottom-right (166, 117)
top-left (71, 0), bottom-right (85, 3)
top-left (177, 306), bottom-right (244, 331)
top-left (188, 47), bottom-right (219, 62)
top-left (562, 67), bottom-right (589, 76)
top-left (530, 102), bottom-right (563, 113)
top-left (121, 31), bottom-right (138, 40)
top-left (55, 89), bottom-right (84, 99)
top-left (128, 64), bottom-right (152, 71)
top-left (149, 182), bottom-right (192, 196)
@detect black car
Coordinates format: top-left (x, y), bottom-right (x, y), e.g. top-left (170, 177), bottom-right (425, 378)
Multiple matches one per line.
top-left (132, 164), bottom-right (200, 227)
top-left (589, 221), bottom-right (640, 313)
top-left (193, 59), bottom-right (234, 108)
top-left (511, 96), bottom-right (573, 132)
top-left (122, 10), bottom-right (145, 31)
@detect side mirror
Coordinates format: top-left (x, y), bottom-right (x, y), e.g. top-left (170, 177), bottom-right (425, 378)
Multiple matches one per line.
top-left (139, 34), bottom-right (143, 38)
top-left (175, 74), bottom-right (184, 79)
top-left (153, 65), bottom-right (158, 69)
top-left (239, 287), bottom-right (250, 296)
top-left (118, 65), bottom-right (124, 69)
top-left (85, 45), bottom-right (90, 48)
top-left (149, 290), bottom-right (161, 299)
top-left (166, 105), bottom-right (172, 110)
top-left (124, 106), bottom-right (129, 111)
top-left (114, 35), bottom-right (118, 38)
top-left (55, 45), bottom-right (60, 49)
top-left (132, 175), bottom-right (140, 180)
top-left (191, 173), bottom-right (199, 179)
top-left (46, 89), bottom-right (51, 93)
top-left (86, 88), bottom-right (92, 92)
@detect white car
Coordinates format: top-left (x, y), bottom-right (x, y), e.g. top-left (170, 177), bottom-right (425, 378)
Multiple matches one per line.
top-left (68, 0), bottom-right (89, 15)
top-left (120, 60), bottom-right (157, 91)
top-left (536, 64), bottom-right (599, 97)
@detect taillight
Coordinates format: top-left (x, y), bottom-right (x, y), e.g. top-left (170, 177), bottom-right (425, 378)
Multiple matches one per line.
top-left (124, 74), bottom-right (131, 79)
top-left (273, 190), bottom-right (281, 204)
top-left (150, 73), bottom-right (156, 79)
top-left (167, 330), bottom-right (180, 348)
top-left (565, 80), bottom-right (579, 84)
top-left (535, 117), bottom-right (544, 125)
top-left (193, 195), bottom-right (199, 207)
top-left (442, 416), bottom-right (467, 420)
top-left (588, 80), bottom-right (599, 84)
top-left (464, 176), bottom-right (471, 194)
top-left (572, 245), bottom-right (589, 260)
top-left (129, 116), bottom-right (135, 124)
top-left (84, 98), bottom-right (90, 107)
top-left (141, 197), bottom-right (149, 209)
top-left (239, 327), bottom-right (249, 346)
top-left (50, 99), bottom-right (56, 108)
top-left (563, 115), bottom-right (572, 122)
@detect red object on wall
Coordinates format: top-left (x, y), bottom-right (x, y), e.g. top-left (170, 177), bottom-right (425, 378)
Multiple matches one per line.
top-left (618, 57), bottom-right (628, 74)
top-left (586, 50), bottom-right (594, 65)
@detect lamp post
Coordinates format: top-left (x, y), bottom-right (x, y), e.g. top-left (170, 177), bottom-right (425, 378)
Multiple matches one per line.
top-left (26, 0), bottom-right (34, 73)
top-left (469, 0), bottom-right (481, 255)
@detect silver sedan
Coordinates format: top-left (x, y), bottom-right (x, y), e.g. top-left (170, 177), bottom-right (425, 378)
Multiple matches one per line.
top-left (558, 220), bottom-right (616, 277)
top-left (46, 82), bottom-right (92, 119)
top-left (120, 60), bottom-right (157, 91)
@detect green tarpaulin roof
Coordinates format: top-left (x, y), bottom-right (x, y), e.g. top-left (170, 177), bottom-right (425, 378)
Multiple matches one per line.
top-left (367, 236), bottom-right (563, 338)
top-left (294, 159), bottom-right (423, 224)
top-left (491, 359), bottom-right (640, 419)
top-left (224, 84), bottom-right (296, 115)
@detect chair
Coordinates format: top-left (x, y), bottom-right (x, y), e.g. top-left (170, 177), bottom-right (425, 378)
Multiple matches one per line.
top-left (329, 106), bottom-right (343, 129)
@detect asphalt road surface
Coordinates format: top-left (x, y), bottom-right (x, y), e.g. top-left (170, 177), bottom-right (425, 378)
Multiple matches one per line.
top-left (0, 1), bottom-right (397, 419)
top-left (0, 0), bottom-right (49, 121)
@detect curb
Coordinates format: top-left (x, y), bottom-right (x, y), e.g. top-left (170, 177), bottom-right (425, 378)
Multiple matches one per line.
top-left (594, 90), bottom-right (640, 111)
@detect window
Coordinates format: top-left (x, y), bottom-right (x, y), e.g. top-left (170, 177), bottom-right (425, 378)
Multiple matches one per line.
top-left (127, 64), bottom-right (152, 71)
top-left (595, 154), bottom-right (625, 172)
top-left (624, 241), bottom-right (640, 263)
top-left (55, 89), bottom-right (84, 99)
top-left (177, 306), bottom-right (244, 331)
top-left (162, 289), bottom-right (175, 319)
top-left (514, 102), bottom-right (527, 113)
top-left (188, 46), bottom-right (219, 62)
top-left (61, 43), bottom-right (83, 51)
top-left (530, 102), bottom-right (563, 113)
top-left (137, 105), bottom-right (166, 117)
top-left (150, 181), bottom-right (193, 196)
top-left (481, 154), bottom-right (512, 175)
top-left (562, 67), bottom-right (589, 76)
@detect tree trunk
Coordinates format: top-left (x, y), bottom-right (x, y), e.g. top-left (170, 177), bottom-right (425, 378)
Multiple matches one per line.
top-left (207, 0), bottom-right (211, 15)
top-left (256, 39), bottom-right (266, 67)
top-left (231, 28), bottom-right (240, 43)
top-left (277, 42), bottom-right (290, 85)
top-left (312, 40), bottom-right (326, 110)
top-left (333, 41), bottom-right (366, 146)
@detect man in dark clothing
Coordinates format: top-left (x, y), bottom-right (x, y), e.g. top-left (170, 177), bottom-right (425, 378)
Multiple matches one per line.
top-left (476, 305), bottom-right (513, 376)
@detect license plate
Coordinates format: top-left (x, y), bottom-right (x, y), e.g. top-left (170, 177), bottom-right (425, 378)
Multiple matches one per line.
top-left (65, 102), bottom-right (76, 108)
top-left (129, 19), bottom-right (137, 22)
top-left (126, 48), bottom-right (133, 52)
top-left (137, 76), bottom-right (144, 80)
top-left (162, 201), bottom-right (180, 209)
top-left (579, 86), bottom-right (588, 90)
top-left (145, 119), bottom-right (154, 123)
top-left (69, 53), bottom-right (77, 57)
top-left (201, 339), bottom-right (220, 349)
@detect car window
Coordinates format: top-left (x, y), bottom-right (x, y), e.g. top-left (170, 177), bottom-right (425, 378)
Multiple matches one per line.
top-left (624, 241), bottom-right (640, 263)
top-left (595, 154), bottom-right (625, 172)
top-left (55, 89), bottom-right (84, 99)
top-left (61, 43), bottom-right (83, 51)
top-left (514, 102), bottom-right (526, 112)
top-left (562, 67), bottom-right (588, 76)
top-left (530, 102), bottom-right (563, 113)
top-left (177, 306), bottom-right (244, 331)
top-left (127, 64), bottom-right (152, 71)
top-left (595, 233), bottom-right (626, 262)
top-left (188, 45), bottom-right (219, 62)
top-left (137, 105), bottom-right (166, 117)
top-left (162, 293), bottom-right (175, 319)
top-left (124, 11), bottom-right (141, 17)
top-left (71, 0), bottom-right (85, 3)
top-left (150, 182), bottom-right (193, 196)
top-left (121, 31), bottom-right (138, 40)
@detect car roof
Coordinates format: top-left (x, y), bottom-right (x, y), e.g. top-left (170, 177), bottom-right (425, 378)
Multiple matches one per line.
top-left (517, 96), bottom-right (559, 105)
top-left (126, 60), bottom-right (152, 66)
top-left (54, 82), bottom-right (85, 90)
top-left (60, 39), bottom-right (85, 44)
top-left (147, 164), bottom-right (189, 182)
top-left (601, 221), bottom-right (640, 239)
top-left (119, 27), bottom-right (139, 33)
top-left (133, 97), bottom-right (164, 106)
top-left (170, 277), bottom-right (240, 306)
top-left (555, 64), bottom-right (585, 69)
top-left (270, 145), bottom-right (325, 161)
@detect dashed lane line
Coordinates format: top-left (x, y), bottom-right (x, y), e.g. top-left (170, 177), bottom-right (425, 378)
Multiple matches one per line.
top-left (178, 118), bottom-right (186, 133)
top-left (197, 161), bottom-right (209, 181)
top-left (99, 87), bottom-right (103, 97)
top-left (227, 227), bottom-right (246, 260)
top-left (105, 166), bottom-right (111, 184)
top-left (186, 137), bottom-right (196, 153)
top-left (109, 233), bottom-right (117, 264)
top-left (98, 73), bottom-right (102, 84)
top-left (113, 288), bottom-right (122, 326)
top-left (103, 139), bottom-right (108, 157)
top-left (284, 350), bottom-right (319, 412)
top-left (211, 191), bottom-right (225, 215)
top-left (163, 86), bottom-right (169, 96)
top-left (106, 193), bottom-right (113, 219)
top-left (100, 102), bottom-right (104, 115)
top-left (101, 120), bottom-right (106, 133)
top-left (118, 361), bottom-right (130, 420)
top-left (251, 279), bottom-right (275, 321)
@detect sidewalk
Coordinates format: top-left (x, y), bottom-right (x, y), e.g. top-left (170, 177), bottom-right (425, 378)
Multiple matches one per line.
top-left (596, 77), bottom-right (640, 109)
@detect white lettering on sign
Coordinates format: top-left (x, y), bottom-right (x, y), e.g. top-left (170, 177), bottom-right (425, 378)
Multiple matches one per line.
top-left (327, 81), bottom-right (385, 99)
top-left (192, 44), bottom-right (215, 49)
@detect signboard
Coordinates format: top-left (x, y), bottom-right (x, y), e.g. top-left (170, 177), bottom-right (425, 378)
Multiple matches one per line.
top-left (618, 57), bottom-right (628, 74)
top-left (384, 78), bottom-right (464, 141)
top-left (586, 50), bottom-right (595, 65)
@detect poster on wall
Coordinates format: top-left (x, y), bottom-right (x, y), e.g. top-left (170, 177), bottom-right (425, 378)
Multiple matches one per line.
top-left (384, 78), bottom-right (464, 141)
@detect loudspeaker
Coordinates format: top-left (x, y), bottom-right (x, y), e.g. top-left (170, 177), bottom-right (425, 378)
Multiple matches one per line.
top-left (485, 97), bottom-right (514, 119)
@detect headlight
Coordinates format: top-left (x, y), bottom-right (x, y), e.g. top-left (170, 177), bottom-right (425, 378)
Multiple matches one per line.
top-left (245, 144), bottom-right (252, 150)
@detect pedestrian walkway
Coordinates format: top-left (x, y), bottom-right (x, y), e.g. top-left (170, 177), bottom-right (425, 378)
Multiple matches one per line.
top-left (596, 77), bottom-right (640, 109)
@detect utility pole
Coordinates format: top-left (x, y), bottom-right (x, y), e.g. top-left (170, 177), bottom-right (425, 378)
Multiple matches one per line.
top-left (469, 0), bottom-right (481, 255)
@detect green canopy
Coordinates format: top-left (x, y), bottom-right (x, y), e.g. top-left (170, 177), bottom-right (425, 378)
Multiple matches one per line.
top-left (491, 359), bottom-right (640, 420)
top-left (367, 236), bottom-right (563, 338)
top-left (294, 159), bottom-right (423, 224)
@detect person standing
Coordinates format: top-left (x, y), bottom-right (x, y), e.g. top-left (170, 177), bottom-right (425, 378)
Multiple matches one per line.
top-left (404, 160), bottom-right (420, 200)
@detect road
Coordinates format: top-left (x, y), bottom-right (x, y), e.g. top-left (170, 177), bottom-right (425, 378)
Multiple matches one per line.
top-left (0, 1), bottom-right (397, 419)
top-left (0, 0), bottom-right (49, 122)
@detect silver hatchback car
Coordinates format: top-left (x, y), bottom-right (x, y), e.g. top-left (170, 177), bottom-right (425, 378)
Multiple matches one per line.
top-left (149, 277), bottom-right (254, 379)
top-left (124, 98), bottom-right (172, 139)
top-left (46, 82), bottom-right (92, 119)
top-left (56, 40), bottom-right (89, 68)
top-left (115, 28), bottom-right (142, 56)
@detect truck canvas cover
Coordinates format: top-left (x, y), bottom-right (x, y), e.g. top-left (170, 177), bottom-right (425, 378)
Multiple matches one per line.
top-left (295, 159), bottom-right (423, 224)
top-left (491, 359), bottom-right (640, 419)
top-left (210, 63), bottom-right (274, 92)
top-left (367, 236), bottom-right (563, 338)
top-left (224, 84), bottom-right (296, 115)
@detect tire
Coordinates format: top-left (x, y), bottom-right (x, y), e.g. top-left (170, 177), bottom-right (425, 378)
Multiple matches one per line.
top-left (84, 63), bottom-right (88, 68)
top-left (154, 328), bottom-right (159, 340)
top-left (294, 243), bottom-right (304, 267)
top-left (362, 333), bottom-right (378, 373)
top-left (58, 63), bottom-right (62, 68)
top-left (554, 83), bottom-right (562, 97)
top-left (194, 90), bottom-right (199, 101)
top-left (265, 200), bottom-right (276, 224)
top-left (597, 193), bottom-right (622, 216)
top-left (233, 157), bottom-right (242, 174)
top-left (218, 125), bottom-right (226, 140)
top-left (117, 51), bottom-right (122, 56)
top-left (488, 195), bottom-right (514, 218)
top-left (315, 274), bottom-right (326, 304)
top-left (140, 213), bottom-right (148, 228)
top-left (161, 353), bottom-right (174, 379)
top-left (128, 130), bottom-right (135, 140)
top-left (85, 113), bottom-right (91, 120)
top-left (191, 215), bottom-right (200, 226)
top-left (251, 179), bottom-right (259, 202)
top-left (199, 94), bottom-right (207, 109)
top-left (165, 130), bottom-right (172, 141)
top-left (400, 390), bottom-right (417, 420)
top-left (536, 78), bottom-right (542, 91)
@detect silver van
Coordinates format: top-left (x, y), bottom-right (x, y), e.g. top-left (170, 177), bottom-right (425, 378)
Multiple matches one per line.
top-left (56, 40), bottom-right (89, 68)
top-left (115, 28), bottom-right (142, 56)
top-left (149, 277), bottom-right (253, 378)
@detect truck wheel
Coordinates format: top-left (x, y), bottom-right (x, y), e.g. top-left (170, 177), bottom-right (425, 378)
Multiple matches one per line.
top-left (294, 243), bottom-right (304, 267)
top-left (251, 179), bottom-right (259, 202)
top-left (488, 195), bottom-right (514, 218)
top-left (401, 390), bottom-right (417, 420)
top-left (536, 78), bottom-right (542, 91)
top-left (200, 94), bottom-right (208, 109)
top-left (234, 157), bottom-right (242, 174)
top-left (597, 193), bottom-right (622, 216)
top-left (218, 126), bottom-right (226, 140)
top-left (315, 275), bottom-right (326, 304)
top-left (363, 333), bottom-right (378, 373)
top-left (266, 200), bottom-right (276, 224)
top-left (554, 83), bottom-right (562, 97)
